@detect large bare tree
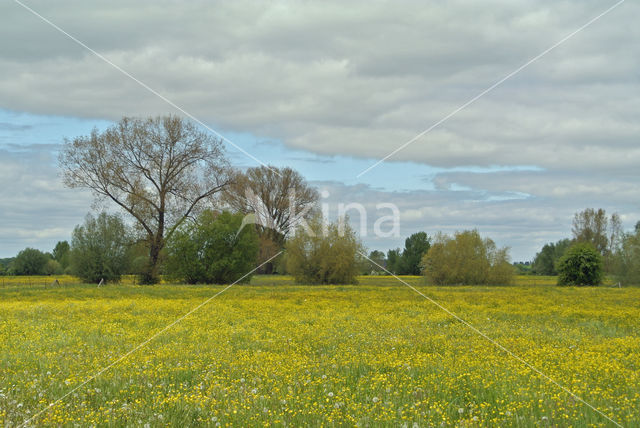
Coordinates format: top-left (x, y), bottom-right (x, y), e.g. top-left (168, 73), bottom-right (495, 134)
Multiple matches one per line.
top-left (60, 115), bottom-right (231, 283)
top-left (223, 165), bottom-right (319, 246)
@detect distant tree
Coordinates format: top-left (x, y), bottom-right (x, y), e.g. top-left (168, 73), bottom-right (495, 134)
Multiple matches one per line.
top-left (60, 115), bottom-right (231, 284)
top-left (617, 229), bottom-right (640, 285)
top-left (43, 259), bottom-right (63, 275)
top-left (365, 250), bottom-right (386, 274)
top-left (532, 239), bottom-right (571, 275)
top-left (422, 230), bottom-right (513, 285)
top-left (11, 248), bottom-right (50, 275)
top-left (70, 212), bottom-right (131, 284)
top-left (165, 211), bottom-right (259, 284)
top-left (386, 248), bottom-right (402, 274)
top-left (400, 232), bottom-right (431, 275)
top-left (557, 242), bottom-right (603, 286)
top-left (513, 262), bottom-right (533, 275)
top-left (222, 165), bottom-right (318, 273)
top-left (572, 208), bottom-right (609, 255)
top-left (286, 216), bottom-right (364, 284)
top-left (223, 166), bottom-right (319, 245)
top-left (572, 208), bottom-right (625, 274)
top-left (52, 240), bottom-right (71, 271)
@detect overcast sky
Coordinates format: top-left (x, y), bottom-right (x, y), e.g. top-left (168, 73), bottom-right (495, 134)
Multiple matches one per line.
top-left (1, 0), bottom-right (639, 261)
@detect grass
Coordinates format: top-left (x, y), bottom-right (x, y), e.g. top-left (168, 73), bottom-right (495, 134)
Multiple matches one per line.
top-left (0, 276), bottom-right (638, 426)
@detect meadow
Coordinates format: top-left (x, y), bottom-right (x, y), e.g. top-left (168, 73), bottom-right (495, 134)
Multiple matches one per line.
top-left (0, 276), bottom-right (638, 427)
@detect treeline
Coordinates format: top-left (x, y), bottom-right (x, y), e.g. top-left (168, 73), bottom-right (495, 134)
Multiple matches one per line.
top-left (530, 208), bottom-right (640, 285)
top-left (4, 116), bottom-right (639, 287)
top-left (365, 230), bottom-right (514, 285)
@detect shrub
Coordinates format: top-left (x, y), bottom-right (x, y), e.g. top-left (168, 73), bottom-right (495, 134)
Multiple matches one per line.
top-left (11, 248), bottom-right (50, 275)
top-left (421, 230), bottom-right (513, 285)
top-left (286, 216), bottom-right (364, 284)
top-left (70, 212), bottom-right (131, 284)
top-left (557, 243), bottom-right (603, 286)
top-left (616, 231), bottom-right (640, 285)
top-left (165, 211), bottom-right (260, 284)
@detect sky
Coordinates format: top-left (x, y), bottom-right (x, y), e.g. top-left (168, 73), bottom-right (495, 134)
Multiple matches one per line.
top-left (1, 0), bottom-right (639, 261)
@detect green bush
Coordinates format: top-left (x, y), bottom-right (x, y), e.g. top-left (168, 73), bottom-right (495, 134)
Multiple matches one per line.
top-left (165, 211), bottom-right (260, 284)
top-left (70, 212), bottom-right (131, 284)
top-left (286, 216), bottom-right (364, 284)
top-left (557, 243), bottom-right (603, 286)
top-left (617, 231), bottom-right (640, 285)
top-left (11, 248), bottom-right (50, 275)
top-left (421, 230), bottom-right (514, 285)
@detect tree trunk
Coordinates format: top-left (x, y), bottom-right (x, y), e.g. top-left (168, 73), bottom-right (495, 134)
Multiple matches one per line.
top-left (140, 234), bottom-right (163, 285)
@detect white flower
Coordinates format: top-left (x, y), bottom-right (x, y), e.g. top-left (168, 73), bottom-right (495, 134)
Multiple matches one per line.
top-left (372, 396), bottom-right (380, 403)
top-left (458, 408), bottom-right (464, 414)
top-left (328, 392), bottom-right (334, 397)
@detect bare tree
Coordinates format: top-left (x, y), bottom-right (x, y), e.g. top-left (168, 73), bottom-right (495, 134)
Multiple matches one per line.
top-left (60, 115), bottom-right (231, 283)
top-left (572, 208), bottom-right (609, 255)
top-left (223, 165), bottom-right (318, 245)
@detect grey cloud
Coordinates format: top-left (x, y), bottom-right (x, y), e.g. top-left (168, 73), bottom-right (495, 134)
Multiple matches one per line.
top-left (2, 0), bottom-right (639, 258)
top-left (2, 0), bottom-right (638, 173)
top-left (0, 148), bottom-right (93, 257)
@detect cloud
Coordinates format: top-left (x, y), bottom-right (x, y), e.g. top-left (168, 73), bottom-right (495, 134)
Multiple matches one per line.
top-left (0, 147), bottom-right (93, 257)
top-left (1, 0), bottom-right (637, 172)
top-left (1, 0), bottom-right (639, 260)
top-left (314, 178), bottom-right (640, 261)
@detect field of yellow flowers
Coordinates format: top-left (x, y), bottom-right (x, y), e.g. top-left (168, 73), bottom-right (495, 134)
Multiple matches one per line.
top-left (1, 276), bottom-right (638, 427)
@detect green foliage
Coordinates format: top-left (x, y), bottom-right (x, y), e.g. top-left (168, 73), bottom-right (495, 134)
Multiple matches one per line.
top-left (0, 258), bottom-right (14, 275)
top-left (165, 211), bottom-right (260, 284)
top-left (44, 259), bottom-right (63, 275)
top-left (70, 212), bottom-right (131, 284)
top-left (557, 243), bottom-right (603, 286)
top-left (421, 230), bottom-right (513, 285)
top-left (286, 216), bottom-right (364, 284)
top-left (615, 230), bottom-right (640, 285)
top-left (11, 248), bottom-right (51, 275)
top-left (52, 240), bottom-right (71, 270)
top-left (513, 262), bottom-right (532, 275)
top-left (532, 239), bottom-right (571, 275)
top-left (363, 250), bottom-right (386, 274)
top-left (400, 232), bottom-right (431, 275)
top-left (385, 248), bottom-right (401, 274)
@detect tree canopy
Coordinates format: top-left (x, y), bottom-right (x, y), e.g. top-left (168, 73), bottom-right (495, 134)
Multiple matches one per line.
top-left (286, 216), bottom-right (363, 284)
top-left (557, 243), bottom-right (603, 286)
top-left (60, 115), bottom-right (231, 283)
top-left (165, 210), bottom-right (260, 284)
top-left (69, 212), bottom-right (131, 284)
top-left (422, 230), bottom-right (513, 285)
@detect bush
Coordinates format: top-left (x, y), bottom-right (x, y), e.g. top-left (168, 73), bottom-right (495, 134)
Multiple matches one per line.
top-left (43, 259), bottom-right (63, 275)
top-left (286, 216), bottom-right (364, 284)
top-left (557, 243), bottom-right (603, 286)
top-left (11, 248), bottom-right (50, 275)
top-left (165, 211), bottom-right (260, 284)
top-left (421, 230), bottom-right (514, 285)
top-left (70, 212), bottom-right (131, 284)
top-left (616, 231), bottom-right (640, 285)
